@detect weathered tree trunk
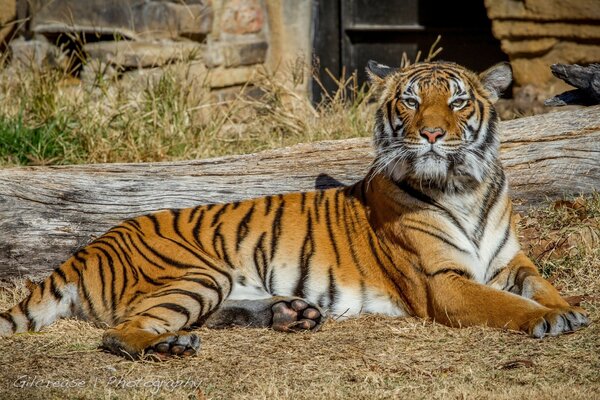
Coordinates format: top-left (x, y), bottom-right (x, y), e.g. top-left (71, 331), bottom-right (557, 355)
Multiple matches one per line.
top-left (1, 106), bottom-right (599, 279)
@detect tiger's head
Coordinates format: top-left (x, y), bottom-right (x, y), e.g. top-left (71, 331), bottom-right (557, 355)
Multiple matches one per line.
top-left (367, 61), bottom-right (512, 192)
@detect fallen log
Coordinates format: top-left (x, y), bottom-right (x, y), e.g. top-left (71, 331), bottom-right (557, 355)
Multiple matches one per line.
top-left (1, 105), bottom-right (599, 279)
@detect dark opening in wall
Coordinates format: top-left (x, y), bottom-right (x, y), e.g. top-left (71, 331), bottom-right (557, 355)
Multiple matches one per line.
top-left (312, 0), bottom-right (507, 103)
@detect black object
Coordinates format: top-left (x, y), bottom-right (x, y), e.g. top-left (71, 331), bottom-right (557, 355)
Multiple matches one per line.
top-left (545, 64), bottom-right (600, 106)
top-left (311, 0), bottom-right (507, 103)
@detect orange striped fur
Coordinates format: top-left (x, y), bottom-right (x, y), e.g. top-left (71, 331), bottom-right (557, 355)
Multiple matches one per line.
top-left (0, 61), bottom-right (588, 359)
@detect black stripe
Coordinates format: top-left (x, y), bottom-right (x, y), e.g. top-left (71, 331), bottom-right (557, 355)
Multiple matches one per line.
top-left (144, 303), bottom-right (191, 325)
top-left (404, 224), bottom-right (470, 254)
top-left (73, 264), bottom-right (102, 322)
top-left (486, 267), bottom-right (505, 284)
top-left (300, 192), bottom-right (307, 214)
top-left (0, 312), bottom-right (17, 332)
top-left (236, 204), bottom-right (255, 251)
top-left (265, 195), bottom-right (273, 215)
top-left (386, 99), bottom-right (396, 137)
top-left (270, 199), bottom-right (284, 261)
top-left (18, 302), bottom-right (33, 331)
top-left (188, 205), bottom-right (204, 224)
top-left (180, 275), bottom-right (228, 304)
top-left (473, 173), bottom-right (505, 246)
top-left (150, 289), bottom-right (206, 316)
top-left (253, 232), bottom-right (268, 283)
top-left (428, 268), bottom-right (472, 279)
top-left (324, 198), bottom-right (341, 266)
top-left (49, 275), bottom-right (63, 301)
top-left (328, 267), bottom-right (337, 309)
top-left (397, 181), bottom-right (470, 240)
top-left (267, 268), bottom-right (276, 295)
top-left (54, 267), bottom-right (68, 283)
top-left (294, 214), bottom-right (314, 298)
top-left (94, 254), bottom-right (111, 313)
top-left (93, 246), bottom-right (118, 322)
top-left (487, 212), bottom-right (512, 270)
top-left (211, 204), bottom-right (229, 227)
top-left (139, 312), bottom-right (171, 325)
top-left (212, 223), bottom-right (232, 267)
top-left (192, 208), bottom-right (206, 248)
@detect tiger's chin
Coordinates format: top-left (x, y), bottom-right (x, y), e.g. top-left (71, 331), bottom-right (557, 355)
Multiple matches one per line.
top-left (386, 153), bottom-right (488, 193)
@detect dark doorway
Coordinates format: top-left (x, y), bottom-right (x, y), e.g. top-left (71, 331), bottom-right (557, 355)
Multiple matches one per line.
top-left (311, 0), bottom-right (507, 102)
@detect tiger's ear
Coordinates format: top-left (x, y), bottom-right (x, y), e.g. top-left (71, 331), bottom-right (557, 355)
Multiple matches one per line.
top-left (366, 60), bottom-right (397, 83)
top-left (479, 62), bottom-right (512, 102)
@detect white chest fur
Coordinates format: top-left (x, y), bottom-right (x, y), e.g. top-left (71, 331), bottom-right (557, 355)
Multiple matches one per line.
top-left (434, 185), bottom-right (520, 283)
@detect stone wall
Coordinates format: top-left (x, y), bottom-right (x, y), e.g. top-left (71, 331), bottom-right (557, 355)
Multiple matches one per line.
top-left (485, 0), bottom-right (600, 93)
top-left (3, 0), bottom-right (314, 95)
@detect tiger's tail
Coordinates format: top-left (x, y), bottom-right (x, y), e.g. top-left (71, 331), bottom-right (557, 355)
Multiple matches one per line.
top-left (0, 262), bottom-right (80, 336)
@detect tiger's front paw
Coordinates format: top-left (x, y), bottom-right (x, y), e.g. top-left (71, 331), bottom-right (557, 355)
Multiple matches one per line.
top-left (527, 307), bottom-right (590, 338)
top-left (142, 331), bottom-right (201, 361)
top-left (272, 299), bottom-right (324, 332)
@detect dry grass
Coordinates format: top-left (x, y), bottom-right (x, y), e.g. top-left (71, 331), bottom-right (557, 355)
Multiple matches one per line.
top-left (0, 37), bottom-right (447, 167)
top-left (1, 195), bottom-right (598, 400)
top-left (0, 57), bottom-right (375, 167)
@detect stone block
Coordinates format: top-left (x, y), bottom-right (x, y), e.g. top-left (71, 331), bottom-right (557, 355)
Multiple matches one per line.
top-left (500, 38), bottom-right (558, 57)
top-left (207, 64), bottom-right (259, 88)
top-left (511, 42), bottom-right (600, 87)
top-left (119, 60), bottom-right (259, 90)
top-left (30, 0), bottom-right (213, 40)
top-left (485, 0), bottom-right (600, 21)
top-left (0, 0), bottom-right (17, 48)
top-left (220, 0), bottom-right (264, 35)
top-left (83, 40), bottom-right (205, 68)
top-left (203, 38), bottom-right (267, 67)
top-left (9, 36), bottom-right (68, 69)
top-left (492, 21), bottom-right (600, 41)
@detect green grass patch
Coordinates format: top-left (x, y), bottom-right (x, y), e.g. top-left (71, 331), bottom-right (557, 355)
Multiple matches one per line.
top-left (0, 114), bottom-right (87, 166)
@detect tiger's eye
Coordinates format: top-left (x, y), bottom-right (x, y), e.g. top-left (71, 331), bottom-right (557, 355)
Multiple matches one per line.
top-left (403, 98), bottom-right (418, 109)
top-left (451, 99), bottom-right (468, 110)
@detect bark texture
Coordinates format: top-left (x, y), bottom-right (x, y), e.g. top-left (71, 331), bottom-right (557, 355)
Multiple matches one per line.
top-left (1, 106), bottom-right (599, 278)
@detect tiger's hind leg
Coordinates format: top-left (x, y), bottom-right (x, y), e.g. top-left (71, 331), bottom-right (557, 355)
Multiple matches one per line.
top-left (101, 274), bottom-right (230, 360)
top-left (204, 296), bottom-right (325, 332)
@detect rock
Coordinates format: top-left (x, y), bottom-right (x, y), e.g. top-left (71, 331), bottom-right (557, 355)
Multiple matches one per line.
top-left (119, 60), bottom-right (259, 90)
top-left (492, 21), bottom-right (600, 40)
top-left (500, 38), bottom-right (558, 57)
top-left (9, 36), bottom-right (68, 70)
top-left (485, 0), bottom-right (600, 21)
top-left (30, 0), bottom-right (213, 40)
top-left (545, 64), bottom-right (600, 106)
top-left (510, 41), bottom-right (600, 87)
top-left (207, 64), bottom-right (259, 88)
top-left (220, 0), bottom-right (264, 35)
top-left (203, 38), bottom-right (267, 67)
top-left (0, 0), bottom-right (17, 48)
top-left (485, 0), bottom-right (600, 95)
top-left (83, 40), bottom-right (205, 68)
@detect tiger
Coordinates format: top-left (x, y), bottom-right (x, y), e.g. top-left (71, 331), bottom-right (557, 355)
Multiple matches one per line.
top-left (0, 60), bottom-right (589, 360)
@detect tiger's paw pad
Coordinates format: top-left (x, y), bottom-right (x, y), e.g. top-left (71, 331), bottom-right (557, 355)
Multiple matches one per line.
top-left (144, 332), bottom-right (201, 360)
top-left (529, 307), bottom-right (590, 339)
top-left (271, 299), bottom-right (323, 332)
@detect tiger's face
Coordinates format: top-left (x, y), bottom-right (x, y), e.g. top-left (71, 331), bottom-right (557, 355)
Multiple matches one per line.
top-left (368, 61), bottom-right (512, 191)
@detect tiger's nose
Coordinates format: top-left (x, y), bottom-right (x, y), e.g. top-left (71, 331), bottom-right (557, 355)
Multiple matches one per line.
top-left (420, 128), bottom-right (446, 144)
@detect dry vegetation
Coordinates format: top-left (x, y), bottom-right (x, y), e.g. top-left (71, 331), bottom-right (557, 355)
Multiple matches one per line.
top-left (0, 56), bottom-right (377, 166)
top-left (0, 36), bottom-right (447, 167)
top-left (0, 194), bottom-right (598, 400)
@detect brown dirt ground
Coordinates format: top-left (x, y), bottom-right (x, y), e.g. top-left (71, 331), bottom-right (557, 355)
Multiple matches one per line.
top-left (1, 196), bottom-right (599, 400)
